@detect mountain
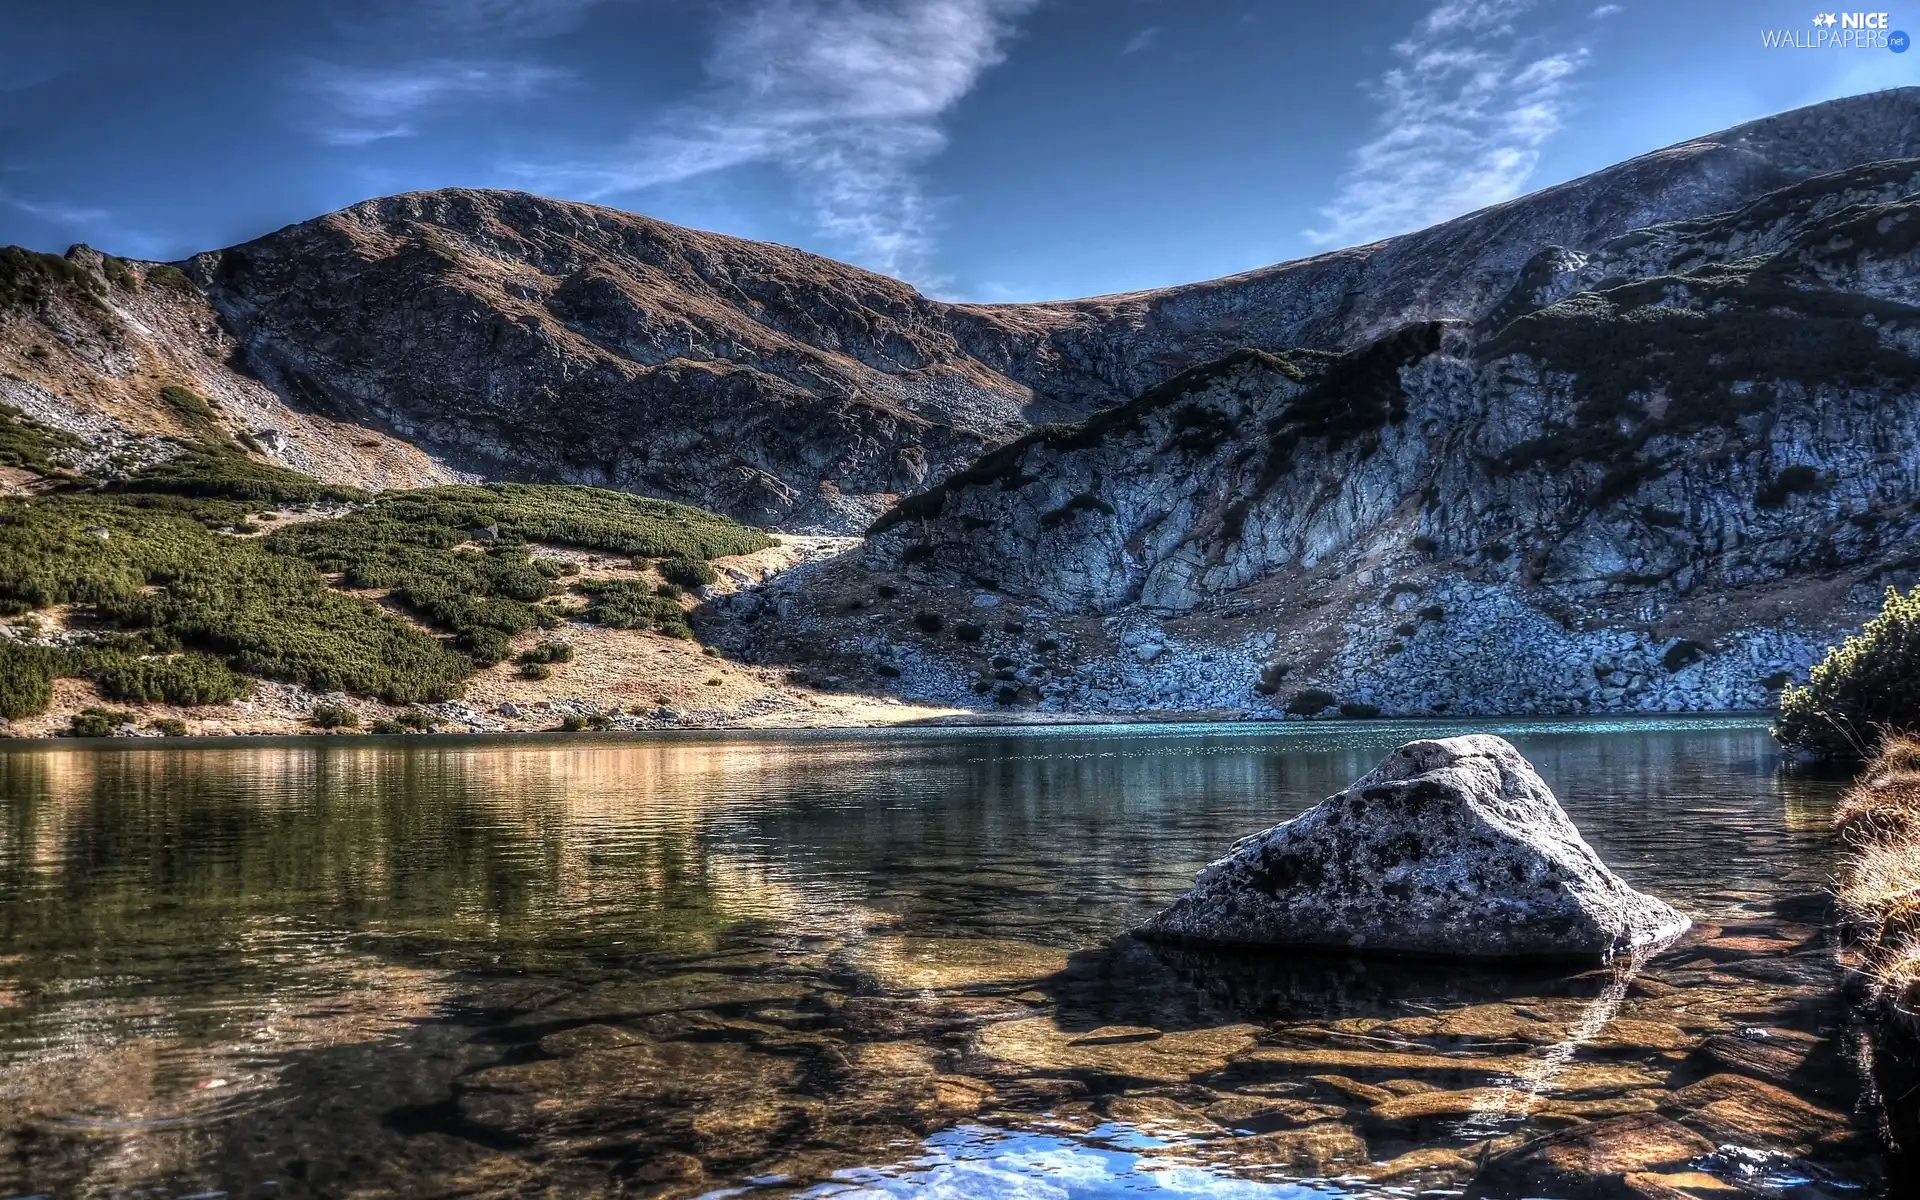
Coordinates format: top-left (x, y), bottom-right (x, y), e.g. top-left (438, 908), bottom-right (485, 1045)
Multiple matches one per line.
top-left (743, 153), bottom-right (1920, 718)
top-left (74, 87), bottom-right (1903, 532)
top-left (4, 90), bottom-right (1920, 722)
top-left (0, 246), bottom-right (455, 494)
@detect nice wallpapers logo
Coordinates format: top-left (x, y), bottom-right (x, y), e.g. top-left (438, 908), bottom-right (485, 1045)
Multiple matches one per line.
top-left (1763, 11), bottom-right (1911, 50)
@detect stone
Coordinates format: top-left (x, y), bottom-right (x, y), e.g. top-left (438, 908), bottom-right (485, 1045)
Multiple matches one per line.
top-left (1138, 736), bottom-right (1690, 959)
top-left (1202, 1095), bottom-right (1348, 1129)
top-left (1472, 1114), bottom-right (1715, 1199)
top-left (1669, 1073), bottom-right (1855, 1156)
top-left (970, 1017), bottom-right (1260, 1085)
top-left (849, 936), bottom-right (1070, 991)
top-left (1696, 1028), bottom-right (1850, 1102)
top-left (1621, 1171), bottom-right (1744, 1199)
top-left (1352, 1146), bottom-right (1475, 1181)
top-left (1212, 1122), bottom-right (1367, 1171)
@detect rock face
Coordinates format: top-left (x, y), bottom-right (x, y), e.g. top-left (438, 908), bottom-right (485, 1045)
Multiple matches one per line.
top-left (1138, 736), bottom-right (1690, 959)
top-left (0, 247), bottom-right (455, 491)
top-left (857, 152), bottom-right (1920, 715)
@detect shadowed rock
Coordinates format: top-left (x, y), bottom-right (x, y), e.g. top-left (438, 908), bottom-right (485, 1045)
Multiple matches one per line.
top-left (1138, 735), bottom-right (1690, 960)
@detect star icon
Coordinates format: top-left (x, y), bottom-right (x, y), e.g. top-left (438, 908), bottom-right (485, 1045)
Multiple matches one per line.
top-left (1816, 12), bottom-right (1838, 25)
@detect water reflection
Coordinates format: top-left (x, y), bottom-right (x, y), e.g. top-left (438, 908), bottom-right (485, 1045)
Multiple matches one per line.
top-left (0, 717), bottom-right (1865, 1197)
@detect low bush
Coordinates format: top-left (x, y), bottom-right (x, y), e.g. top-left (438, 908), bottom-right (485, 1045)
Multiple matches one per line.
top-left (0, 403), bottom-right (86, 475)
top-left (519, 641), bottom-right (574, 665)
top-left (658, 556), bottom-right (718, 588)
top-left (0, 645), bottom-right (56, 718)
top-left (150, 717), bottom-right (189, 737)
top-left (1339, 702), bottom-right (1382, 718)
top-left (560, 712), bottom-right (614, 732)
top-left (158, 385), bottom-right (222, 439)
top-left (1777, 587), bottom-right (1920, 760)
top-left (1285, 688), bottom-right (1338, 715)
top-left (309, 703), bottom-right (359, 729)
top-left (578, 579), bottom-right (692, 637)
top-left (117, 446), bottom-right (367, 505)
top-left (520, 661), bottom-right (552, 680)
top-left (913, 611), bottom-right (945, 634)
top-left (1661, 639), bottom-right (1708, 672)
top-left (70, 707), bottom-right (133, 737)
top-left (90, 653), bottom-right (253, 705)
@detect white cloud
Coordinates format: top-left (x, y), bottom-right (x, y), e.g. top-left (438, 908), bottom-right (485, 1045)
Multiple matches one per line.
top-left (305, 59), bottom-right (571, 146)
top-left (0, 192), bottom-right (109, 225)
top-left (1590, 4), bottom-right (1622, 17)
top-left (1305, 0), bottom-right (1590, 249)
top-left (1122, 26), bottom-right (1160, 55)
top-left (518, 0), bottom-right (1036, 286)
top-left (0, 188), bottom-right (171, 257)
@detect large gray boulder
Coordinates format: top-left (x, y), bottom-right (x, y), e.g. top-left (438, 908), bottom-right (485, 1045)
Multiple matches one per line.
top-left (1138, 735), bottom-right (1690, 960)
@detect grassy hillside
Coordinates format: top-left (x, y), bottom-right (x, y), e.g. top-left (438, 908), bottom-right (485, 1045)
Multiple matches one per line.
top-left (0, 410), bottom-right (773, 722)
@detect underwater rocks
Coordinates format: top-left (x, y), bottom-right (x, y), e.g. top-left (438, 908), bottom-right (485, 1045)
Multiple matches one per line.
top-left (1138, 735), bottom-right (1690, 959)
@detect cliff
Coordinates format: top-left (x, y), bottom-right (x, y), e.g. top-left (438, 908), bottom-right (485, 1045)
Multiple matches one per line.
top-left (747, 156), bottom-right (1920, 717)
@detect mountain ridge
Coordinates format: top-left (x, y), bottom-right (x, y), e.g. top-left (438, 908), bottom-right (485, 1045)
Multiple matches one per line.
top-left (18, 87), bottom-right (1890, 530)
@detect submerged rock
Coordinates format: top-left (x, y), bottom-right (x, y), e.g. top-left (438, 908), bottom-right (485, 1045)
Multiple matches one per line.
top-left (1138, 735), bottom-right (1689, 959)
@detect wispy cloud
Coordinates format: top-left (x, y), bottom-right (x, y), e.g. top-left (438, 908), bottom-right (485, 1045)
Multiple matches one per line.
top-left (1306, 0), bottom-right (1590, 249)
top-left (0, 191), bottom-right (109, 225)
top-left (517, 0), bottom-right (1036, 286)
top-left (1589, 4), bottom-right (1622, 17)
top-left (0, 188), bottom-right (170, 257)
top-left (1122, 26), bottom-right (1160, 55)
top-left (305, 59), bottom-right (572, 146)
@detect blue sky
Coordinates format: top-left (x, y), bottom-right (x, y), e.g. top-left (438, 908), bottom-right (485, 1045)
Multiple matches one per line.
top-left (1, 0), bottom-right (1914, 301)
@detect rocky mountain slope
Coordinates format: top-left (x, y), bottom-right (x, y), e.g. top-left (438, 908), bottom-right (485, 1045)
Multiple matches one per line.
top-left (742, 154), bottom-right (1920, 718)
top-left (133, 89), bottom-right (1920, 532)
top-left (0, 247), bottom-right (456, 494)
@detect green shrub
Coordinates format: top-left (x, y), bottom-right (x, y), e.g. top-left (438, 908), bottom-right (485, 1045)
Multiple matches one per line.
top-left (1756, 465), bottom-right (1828, 509)
top-left (1285, 688), bottom-right (1338, 715)
top-left (396, 708), bottom-right (437, 731)
top-left (309, 703), bottom-right (359, 729)
top-left (158, 385), bottom-right (221, 439)
top-left (658, 556), bottom-right (718, 588)
top-left (577, 579), bottom-right (692, 637)
top-left (144, 264), bottom-right (198, 295)
top-left (1662, 639), bottom-right (1708, 672)
top-left (1394, 622), bottom-right (1419, 638)
top-left (70, 707), bottom-right (133, 737)
top-left (559, 712), bottom-right (614, 732)
top-left (0, 247), bottom-right (102, 308)
top-left (1338, 702), bottom-right (1382, 718)
top-left (90, 653), bottom-right (253, 705)
top-left (369, 718), bottom-right (406, 734)
top-left (117, 446), bottom-right (367, 505)
top-left (150, 717), bottom-right (189, 737)
top-left (519, 641), bottom-right (573, 665)
top-left (0, 645), bottom-right (56, 718)
top-left (520, 661), bottom-right (552, 680)
top-left (0, 403), bottom-right (86, 475)
top-left (1777, 587), bottom-right (1920, 759)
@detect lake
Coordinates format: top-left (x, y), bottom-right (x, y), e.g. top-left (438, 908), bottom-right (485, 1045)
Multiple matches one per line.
top-left (0, 717), bottom-right (1880, 1198)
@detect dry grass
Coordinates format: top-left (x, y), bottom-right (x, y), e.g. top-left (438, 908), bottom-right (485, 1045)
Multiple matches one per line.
top-left (1838, 735), bottom-right (1920, 1051)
